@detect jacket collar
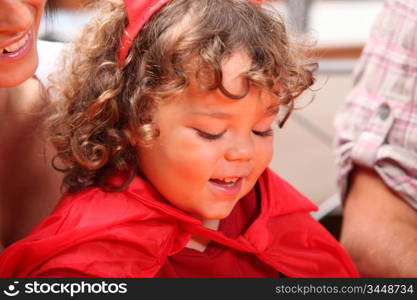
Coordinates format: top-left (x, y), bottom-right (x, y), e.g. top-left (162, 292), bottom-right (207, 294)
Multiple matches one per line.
top-left (124, 167), bottom-right (317, 222)
top-left (121, 168), bottom-right (318, 253)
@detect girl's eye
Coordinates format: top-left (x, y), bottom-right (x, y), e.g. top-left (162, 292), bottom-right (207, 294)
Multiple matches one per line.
top-left (252, 128), bottom-right (273, 137)
top-left (195, 129), bottom-right (226, 140)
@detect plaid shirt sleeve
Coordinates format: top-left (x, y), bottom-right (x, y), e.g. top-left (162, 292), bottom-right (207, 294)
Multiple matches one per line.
top-left (334, 0), bottom-right (417, 209)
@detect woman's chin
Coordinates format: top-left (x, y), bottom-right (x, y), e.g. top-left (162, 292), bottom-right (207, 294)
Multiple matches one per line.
top-left (0, 48), bottom-right (38, 88)
top-left (0, 62), bottom-right (38, 88)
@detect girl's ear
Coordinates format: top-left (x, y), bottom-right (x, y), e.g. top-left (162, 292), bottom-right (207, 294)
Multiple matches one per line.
top-left (124, 129), bottom-right (137, 146)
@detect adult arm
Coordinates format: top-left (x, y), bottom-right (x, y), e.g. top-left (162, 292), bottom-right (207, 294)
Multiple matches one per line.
top-left (341, 166), bottom-right (417, 277)
top-left (0, 40), bottom-right (65, 248)
top-left (0, 78), bottom-right (63, 248)
top-left (334, 0), bottom-right (417, 277)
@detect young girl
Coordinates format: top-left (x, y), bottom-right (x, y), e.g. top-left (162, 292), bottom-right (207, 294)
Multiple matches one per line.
top-left (0, 0), bottom-right (358, 277)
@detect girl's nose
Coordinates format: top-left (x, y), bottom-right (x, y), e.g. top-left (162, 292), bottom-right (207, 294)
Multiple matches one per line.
top-left (0, 1), bottom-right (33, 36)
top-left (225, 135), bottom-right (255, 162)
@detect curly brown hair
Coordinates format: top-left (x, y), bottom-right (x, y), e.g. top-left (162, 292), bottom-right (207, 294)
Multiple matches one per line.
top-left (48, 0), bottom-right (316, 193)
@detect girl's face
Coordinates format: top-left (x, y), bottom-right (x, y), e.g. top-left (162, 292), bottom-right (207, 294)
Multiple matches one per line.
top-left (137, 52), bottom-right (277, 220)
top-left (0, 0), bottom-right (46, 88)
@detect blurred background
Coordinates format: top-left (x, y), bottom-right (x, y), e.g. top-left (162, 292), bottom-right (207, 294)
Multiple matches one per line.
top-left (39, 0), bottom-right (385, 238)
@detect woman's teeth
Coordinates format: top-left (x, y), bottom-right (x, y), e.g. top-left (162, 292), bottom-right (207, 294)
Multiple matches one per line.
top-left (1, 33), bottom-right (30, 54)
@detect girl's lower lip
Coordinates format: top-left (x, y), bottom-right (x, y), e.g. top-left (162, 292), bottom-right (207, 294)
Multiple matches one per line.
top-left (0, 33), bottom-right (33, 62)
top-left (208, 178), bottom-right (243, 196)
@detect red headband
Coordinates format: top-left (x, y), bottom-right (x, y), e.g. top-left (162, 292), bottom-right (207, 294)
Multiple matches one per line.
top-left (117, 0), bottom-right (265, 67)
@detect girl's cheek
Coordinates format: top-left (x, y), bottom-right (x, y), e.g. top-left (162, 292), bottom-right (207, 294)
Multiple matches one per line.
top-left (257, 138), bottom-right (274, 165)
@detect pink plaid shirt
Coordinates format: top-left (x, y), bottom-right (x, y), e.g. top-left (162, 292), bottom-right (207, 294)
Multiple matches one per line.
top-left (334, 0), bottom-right (417, 209)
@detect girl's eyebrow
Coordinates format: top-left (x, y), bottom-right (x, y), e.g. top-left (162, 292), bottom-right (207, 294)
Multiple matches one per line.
top-left (190, 105), bottom-right (278, 119)
top-left (189, 111), bottom-right (232, 119)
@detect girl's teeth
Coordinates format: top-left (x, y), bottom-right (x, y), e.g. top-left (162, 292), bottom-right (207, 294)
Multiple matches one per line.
top-left (224, 178), bottom-right (238, 183)
top-left (210, 177), bottom-right (239, 184)
top-left (4, 33), bottom-right (29, 53)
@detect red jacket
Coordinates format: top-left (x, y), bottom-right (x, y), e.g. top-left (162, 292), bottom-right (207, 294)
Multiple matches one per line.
top-left (0, 168), bottom-right (358, 277)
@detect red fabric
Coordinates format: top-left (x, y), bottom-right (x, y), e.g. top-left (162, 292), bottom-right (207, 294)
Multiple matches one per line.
top-left (118, 0), bottom-right (170, 66)
top-left (157, 188), bottom-right (278, 277)
top-left (117, 0), bottom-right (265, 66)
top-left (0, 168), bottom-right (358, 277)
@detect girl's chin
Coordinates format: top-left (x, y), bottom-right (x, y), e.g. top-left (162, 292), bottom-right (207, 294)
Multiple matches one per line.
top-left (192, 207), bottom-right (234, 222)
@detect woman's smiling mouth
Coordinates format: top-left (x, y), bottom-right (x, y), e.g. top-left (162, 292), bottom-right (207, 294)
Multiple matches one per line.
top-left (0, 31), bottom-right (33, 61)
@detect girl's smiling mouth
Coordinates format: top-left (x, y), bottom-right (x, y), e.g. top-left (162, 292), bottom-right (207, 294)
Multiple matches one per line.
top-left (209, 177), bottom-right (244, 196)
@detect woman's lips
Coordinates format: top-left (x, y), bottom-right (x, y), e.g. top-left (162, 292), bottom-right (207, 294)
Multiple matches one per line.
top-left (208, 177), bottom-right (243, 196)
top-left (0, 32), bottom-right (33, 62)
